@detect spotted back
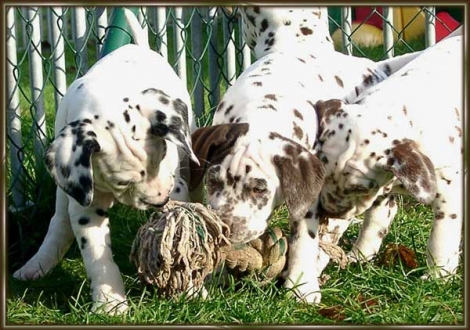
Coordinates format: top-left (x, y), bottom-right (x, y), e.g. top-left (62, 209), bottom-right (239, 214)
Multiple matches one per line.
top-left (239, 6), bottom-right (334, 59)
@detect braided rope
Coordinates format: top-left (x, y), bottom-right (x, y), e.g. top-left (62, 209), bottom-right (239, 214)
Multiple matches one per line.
top-left (130, 200), bottom-right (349, 298)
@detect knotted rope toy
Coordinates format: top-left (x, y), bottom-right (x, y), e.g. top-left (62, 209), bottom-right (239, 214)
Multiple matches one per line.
top-left (129, 200), bottom-right (346, 298)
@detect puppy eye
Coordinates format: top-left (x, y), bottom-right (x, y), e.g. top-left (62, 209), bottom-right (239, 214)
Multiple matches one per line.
top-left (252, 187), bottom-right (267, 194)
top-left (207, 178), bottom-right (224, 193)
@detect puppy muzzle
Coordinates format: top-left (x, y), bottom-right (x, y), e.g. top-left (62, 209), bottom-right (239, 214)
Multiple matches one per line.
top-left (139, 196), bottom-right (170, 209)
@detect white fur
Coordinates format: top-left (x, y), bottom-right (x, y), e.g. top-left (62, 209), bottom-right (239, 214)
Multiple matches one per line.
top-left (192, 6), bottom-right (425, 304)
top-left (13, 9), bottom-right (196, 314)
top-left (316, 34), bottom-right (463, 280)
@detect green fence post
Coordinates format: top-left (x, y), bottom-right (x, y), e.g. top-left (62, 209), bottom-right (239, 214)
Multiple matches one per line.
top-left (99, 7), bottom-right (140, 59)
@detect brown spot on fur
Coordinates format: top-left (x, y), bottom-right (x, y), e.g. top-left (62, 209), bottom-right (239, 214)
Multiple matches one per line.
top-left (315, 99), bottom-right (343, 120)
top-left (265, 94), bottom-right (277, 101)
top-left (293, 123), bottom-right (304, 140)
top-left (245, 165), bottom-right (252, 174)
top-left (334, 75), bottom-right (344, 88)
top-left (387, 139), bottom-right (437, 203)
top-left (300, 27), bottom-right (313, 35)
top-left (224, 105), bottom-right (234, 115)
top-left (293, 109), bottom-right (304, 120)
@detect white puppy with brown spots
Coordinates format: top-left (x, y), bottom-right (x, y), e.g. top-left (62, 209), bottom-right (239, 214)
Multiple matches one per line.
top-left (189, 6), bottom-right (423, 304)
top-left (314, 31), bottom-right (463, 281)
top-left (13, 9), bottom-right (198, 314)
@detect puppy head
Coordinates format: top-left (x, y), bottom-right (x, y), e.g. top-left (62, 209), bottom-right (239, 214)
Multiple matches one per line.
top-left (190, 124), bottom-right (325, 243)
top-left (46, 87), bottom-right (196, 209)
top-left (238, 6), bottom-right (333, 58)
top-left (315, 100), bottom-right (437, 219)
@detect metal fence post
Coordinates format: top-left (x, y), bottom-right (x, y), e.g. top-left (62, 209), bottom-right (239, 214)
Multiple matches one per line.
top-left (72, 7), bottom-right (88, 75)
top-left (224, 11), bottom-right (236, 86)
top-left (190, 8), bottom-right (204, 117)
top-left (208, 7), bottom-right (220, 109)
top-left (340, 7), bottom-right (352, 55)
top-left (156, 7), bottom-right (168, 59)
top-left (95, 7), bottom-right (108, 58)
top-left (6, 6), bottom-right (27, 210)
top-left (383, 7), bottom-right (395, 58)
top-left (49, 7), bottom-right (67, 112)
top-left (425, 7), bottom-right (436, 48)
top-left (173, 7), bottom-right (187, 85)
top-left (26, 7), bottom-right (47, 168)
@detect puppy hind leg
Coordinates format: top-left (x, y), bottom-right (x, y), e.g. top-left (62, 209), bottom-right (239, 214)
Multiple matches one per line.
top-left (348, 194), bottom-right (398, 263)
top-left (13, 188), bottom-right (74, 280)
top-left (68, 192), bottom-right (128, 314)
top-left (316, 217), bottom-right (351, 276)
top-left (283, 205), bottom-right (322, 304)
top-left (425, 167), bottom-right (463, 279)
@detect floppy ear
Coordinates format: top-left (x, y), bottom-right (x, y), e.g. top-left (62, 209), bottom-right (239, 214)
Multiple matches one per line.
top-left (271, 134), bottom-right (326, 220)
top-left (382, 139), bottom-right (437, 204)
top-left (45, 121), bottom-right (101, 207)
top-left (142, 88), bottom-right (198, 164)
top-left (189, 123), bottom-right (249, 191)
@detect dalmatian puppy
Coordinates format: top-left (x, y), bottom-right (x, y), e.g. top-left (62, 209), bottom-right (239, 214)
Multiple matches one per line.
top-left (189, 6), bottom-right (424, 304)
top-left (13, 10), bottom-right (198, 314)
top-left (314, 33), bottom-right (463, 282)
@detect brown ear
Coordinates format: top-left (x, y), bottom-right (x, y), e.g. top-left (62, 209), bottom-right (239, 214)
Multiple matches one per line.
top-left (189, 123), bottom-right (249, 191)
top-left (383, 139), bottom-right (437, 204)
top-left (272, 138), bottom-right (326, 220)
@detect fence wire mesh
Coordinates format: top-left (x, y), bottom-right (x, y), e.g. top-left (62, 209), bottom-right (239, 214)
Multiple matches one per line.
top-left (5, 5), bottom-right (463, 220)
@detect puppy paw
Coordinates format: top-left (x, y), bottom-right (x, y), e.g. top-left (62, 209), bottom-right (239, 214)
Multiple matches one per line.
top-left (420, 268), bottom-right (457, 282)
top-left (13, 265), bottom-right (46, 281)
top-left (346, 249), bottom-right (374, 264)
top-left (346, 251), bottom-right (359, 264)
top-left (283, 275), bottom-right (322, 304)
top-left (91, 299), bottom-right (129, 315)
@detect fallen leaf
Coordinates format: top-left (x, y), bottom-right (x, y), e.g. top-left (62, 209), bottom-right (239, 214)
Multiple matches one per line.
top-left (318, 305), bottom-right (346, 321)
top-left (378, 243), bottom-right (418, 269)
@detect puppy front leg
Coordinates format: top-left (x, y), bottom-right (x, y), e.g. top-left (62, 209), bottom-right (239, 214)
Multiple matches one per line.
top-left (68, 192), bottom-right (127, 314)
top-left (13, 188), bottom-right (75, 280)
top-left (283, 205), bottom-right (321, 304)
top-left (348, 194), bottom-right (397, 262)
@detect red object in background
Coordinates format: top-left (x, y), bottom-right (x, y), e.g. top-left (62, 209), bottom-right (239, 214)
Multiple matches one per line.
top-left (354, 7), bottom-right (385, 29)
top-left (435, 11), bottom-right (460, 41)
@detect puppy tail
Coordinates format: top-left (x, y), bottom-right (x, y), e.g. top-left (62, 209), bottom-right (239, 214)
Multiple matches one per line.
top-left (123, 8), bottom-right (149, 48)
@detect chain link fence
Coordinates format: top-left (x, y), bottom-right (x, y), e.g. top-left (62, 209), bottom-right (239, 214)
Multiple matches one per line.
top-left (5, 6), bottom-right (463, 255)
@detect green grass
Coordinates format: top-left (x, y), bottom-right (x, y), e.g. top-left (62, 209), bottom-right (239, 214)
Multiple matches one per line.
top-left (6, 198), bottom-right (464, 325)
top-left (5, 9), bottom-right (462, 326)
